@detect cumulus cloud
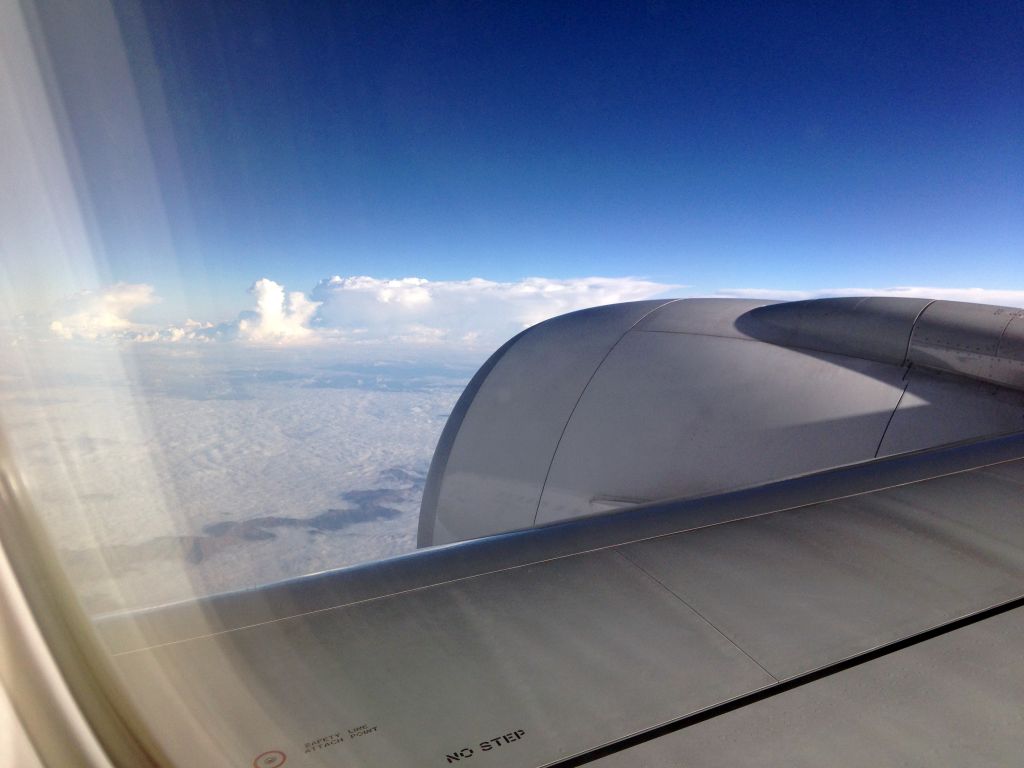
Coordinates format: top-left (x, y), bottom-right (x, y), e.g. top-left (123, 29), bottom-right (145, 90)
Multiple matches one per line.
top-left (717, 286), bottom-right (1024, 307)
top-left (162, 318), bottom-right (218, 343)
top-left (237, 278), bottom-right (321, 342)
top-left (48, 283), bottom-right (158, 340)
top-left (151, 279), bottom-right (321, 344)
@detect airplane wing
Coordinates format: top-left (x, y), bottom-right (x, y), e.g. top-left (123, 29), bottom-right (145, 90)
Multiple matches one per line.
top-left (96, 430), bottom-right (1024, 767)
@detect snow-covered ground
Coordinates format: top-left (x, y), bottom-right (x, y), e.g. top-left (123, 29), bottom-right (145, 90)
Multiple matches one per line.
top-left (0, 343), bottom-right (475, 614)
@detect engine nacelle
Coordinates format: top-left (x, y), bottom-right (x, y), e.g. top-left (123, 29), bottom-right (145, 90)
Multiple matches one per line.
top-left (419, 297), bottom-right (1024, 547)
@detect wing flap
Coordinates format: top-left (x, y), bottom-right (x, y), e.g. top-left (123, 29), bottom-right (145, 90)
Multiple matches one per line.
top-left (589, 604), bottom-right (1024, 767)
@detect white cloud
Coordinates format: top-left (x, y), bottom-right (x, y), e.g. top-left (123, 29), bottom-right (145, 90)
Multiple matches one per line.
top-left (717, 286), bottom-right (1024, 307)
top-left (236, 278), bottom-right (321, 343)
top-left (311, 274), bottom-right (674, 346)
top-left (49, 277), bottom-right (1022, 350)
top-left (48, 283), bottom-right (158, 340)
top-left (42, 274), bottom-right (673, 348)
top-left (163, 318), bottom-right (217, 343)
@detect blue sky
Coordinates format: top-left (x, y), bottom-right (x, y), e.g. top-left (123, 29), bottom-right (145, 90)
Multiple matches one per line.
top-left (24, 0), bottom-right (1024, 324)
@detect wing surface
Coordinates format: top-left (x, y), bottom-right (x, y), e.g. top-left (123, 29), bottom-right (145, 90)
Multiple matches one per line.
top-left (99, 432), bottom-right (1024, 767)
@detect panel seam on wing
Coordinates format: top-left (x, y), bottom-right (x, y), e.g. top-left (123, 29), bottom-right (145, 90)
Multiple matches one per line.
top-left (613, 548), bottom-right (780, 683)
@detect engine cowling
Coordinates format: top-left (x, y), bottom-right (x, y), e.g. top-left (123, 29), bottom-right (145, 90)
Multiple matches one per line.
top-left (419, 297), bottom-right (1024, 547)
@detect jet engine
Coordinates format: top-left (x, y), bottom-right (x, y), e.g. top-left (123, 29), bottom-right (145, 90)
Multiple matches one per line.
top-left (420, 297), bottom-right (1024, 546)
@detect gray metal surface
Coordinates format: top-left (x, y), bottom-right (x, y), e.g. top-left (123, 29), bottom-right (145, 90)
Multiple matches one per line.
top-left (735, 296), bottom-right (933, 364)
top-left (103, 435), bottom-right (1024, 768)
top-left (909, 300), bottom-right (1024, 390)
top-left (419, 300), bottom-right (672, 546)
top-left (979, 457), bottom-right (1024, 485)
top-left (878, 367), bottom-right (1024, 456)
top-left (422, 297), bottom-right (1024, 545)
top-left (112, 551), bottom-right (774, 768)
top-left (591, 606), bottom-right (1024, 768)
top-left (536, 330), bottom-right (906, 524)
top-left (1000, 313), bottom-right (1024, 364)
top-left (620, 466), bottom-right (1024, 679)
top-left (633, 297), bottom-right (776, 336)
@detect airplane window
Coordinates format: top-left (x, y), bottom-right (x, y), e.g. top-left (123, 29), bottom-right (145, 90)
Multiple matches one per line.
top-left (2, 2), bottom-right (1021, 767)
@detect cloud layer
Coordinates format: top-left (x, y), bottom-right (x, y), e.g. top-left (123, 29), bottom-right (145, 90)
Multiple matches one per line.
top-left (42, 275), bottom-right (675, 347)
top-left (40, 278), bottom-right (1024, 349)
top-left (309, 275), bottom-right (674, 345)
top-left (48, 283), bottom-right (158, 340)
